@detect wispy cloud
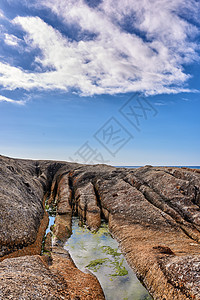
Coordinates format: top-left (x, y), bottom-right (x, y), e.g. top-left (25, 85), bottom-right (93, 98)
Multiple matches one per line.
top-left (4, 33), bottom-right (22, 47)
top-left (0, 95), bottom-right (25, 105)
top-left (0, 0), bottom-right (199, 101)
top-left (0, 9), bottom-right (5, 19)
top-left (182, 97), bottom-right (190, 101)
top-left (154, 102), bottom-right (168, 106)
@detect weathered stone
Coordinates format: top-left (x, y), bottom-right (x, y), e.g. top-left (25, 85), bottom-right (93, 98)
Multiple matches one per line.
top-left (0, 156), bottom-right (45, 258)
top-left (160, 255), bottom-right (200, 299)
top-left (56, 174), bottom-right (72, 215)
top-left (0, 255), bottom-right (70, 299)
top-left (75, 182), bottom-right (101, 231)
top-left (53, 214), bottom-right (72, 246)
top-left (44, 231), bottom-right (52, 253)
top-left (50, 247), bottom-right (105, 300)
top-left (0, 253), bottom-right (105, 300)
top-left (1, 154), bottom-right (200, 299)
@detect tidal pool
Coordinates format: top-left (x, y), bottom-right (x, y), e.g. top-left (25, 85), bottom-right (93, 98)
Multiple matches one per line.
top-left (64, 217), bottom-right (153, 300)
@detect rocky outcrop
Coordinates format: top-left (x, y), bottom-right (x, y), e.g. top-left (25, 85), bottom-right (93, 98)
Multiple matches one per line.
top-left (50, 247), bottom-right (105, 300)
top-left (0, 155), bottom-right (105, 299)
top-left (0, 156), bottom-right (44, 258)
top-left (0, 255), bottom-right (70, 299)
top-left (0, 253), bottom-right (104, 300)
top-left (0, 154), bottom-right (200, 299)
top-left (52, 174), bottom-right (73, 246)
top-left (75, 182), bottom-right (101, 231)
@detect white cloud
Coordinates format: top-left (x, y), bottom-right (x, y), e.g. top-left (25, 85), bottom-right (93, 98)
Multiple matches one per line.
top-left (4, 33), bottom-right (22, 47)
top-left (0, 94), bottom-right (25, 105)
top-left (154, 101), bottom-right (168, 106)
top-left (0, 0), bottom-right (199, 98)
top-left (0, 9), bottom-right (6, 19)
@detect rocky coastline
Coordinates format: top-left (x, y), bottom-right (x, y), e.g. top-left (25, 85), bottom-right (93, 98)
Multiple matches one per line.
top-left (0, 154), bottom-right (200, 299)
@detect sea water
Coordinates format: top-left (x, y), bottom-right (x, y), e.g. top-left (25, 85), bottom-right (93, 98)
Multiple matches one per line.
top-left (116, 166), bottom-right (200, 169)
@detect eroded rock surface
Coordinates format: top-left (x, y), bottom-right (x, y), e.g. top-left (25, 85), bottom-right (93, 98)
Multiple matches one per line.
top-left (0, 155), bottom-right (76, 259)
top-left (0, 255), bottom-right (70, 299)
top-left (50, 247), bottom-right (105, 300)
top-left (0, 253), bottom-right (104, 300)
top-left (1, 154), bottom-right (200, 299)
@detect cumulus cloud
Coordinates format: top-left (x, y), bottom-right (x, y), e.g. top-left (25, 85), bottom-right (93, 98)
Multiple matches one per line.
top-left (0, 0), bottom-right (199, 100)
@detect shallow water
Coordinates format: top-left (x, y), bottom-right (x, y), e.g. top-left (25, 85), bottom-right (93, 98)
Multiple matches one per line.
top-left (64, 217), bottom-right (153, 300)
top-left (46, 215), bottom-right (55, 234)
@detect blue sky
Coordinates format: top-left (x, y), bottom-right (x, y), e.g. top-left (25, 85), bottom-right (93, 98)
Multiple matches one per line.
top-left (0, 0), bottom-right (199, 166)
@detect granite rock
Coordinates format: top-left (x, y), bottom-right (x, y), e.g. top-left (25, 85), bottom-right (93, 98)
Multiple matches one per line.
top-left (1, 155), bottom-right (200, 299)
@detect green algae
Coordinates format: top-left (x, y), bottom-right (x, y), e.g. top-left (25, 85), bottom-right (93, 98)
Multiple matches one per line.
top-left (86, 258), bottom-right (109, 271)
top-left (64, 217), bottom-right (153, 300)
top-left (110, 259), bottom-right (128, 277)
top-left (45, 203), bottom-right (56, 216)
top-left (101, 245), bottom-right (121, 257)
top-left (45, 197), bottom-right (57, 217)
top-left (86, 246), bottom-right (128, 277)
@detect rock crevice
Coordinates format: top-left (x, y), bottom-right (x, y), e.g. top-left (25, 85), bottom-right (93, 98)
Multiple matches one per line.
top-left (1, 155), bottom-right (200, 299)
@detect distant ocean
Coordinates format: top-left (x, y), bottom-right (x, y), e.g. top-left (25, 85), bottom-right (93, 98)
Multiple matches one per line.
top-left (116, 166), bottom-right (200, 169)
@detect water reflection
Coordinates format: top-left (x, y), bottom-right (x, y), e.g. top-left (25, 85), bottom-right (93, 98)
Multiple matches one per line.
top-left (64, 217), bottom-right (152, 300)
top-left (46, 216), bottom-right (55, 234)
